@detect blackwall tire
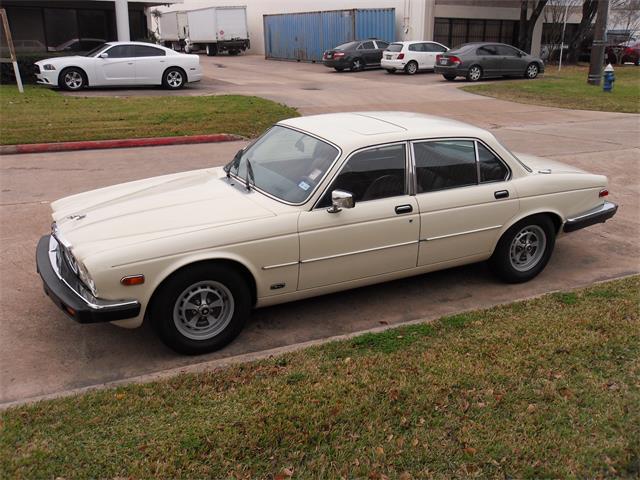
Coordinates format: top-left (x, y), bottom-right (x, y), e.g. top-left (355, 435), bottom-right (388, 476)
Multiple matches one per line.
top-left (59, 68), bottom-right (86, 91)
top-left (489, 215), bottom-right (556, 284)
top-left (405, 61), bottom-right (418, 75)
top-left (163, 67), bottom-right (186, 89)
top-left (150, 263), bottom-right (251, 355)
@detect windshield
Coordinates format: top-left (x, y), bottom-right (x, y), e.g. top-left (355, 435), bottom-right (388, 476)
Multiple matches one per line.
top-left (85, 43), bottom-right (109, 57)
top-left (227, 126), bottom-right (340, 204)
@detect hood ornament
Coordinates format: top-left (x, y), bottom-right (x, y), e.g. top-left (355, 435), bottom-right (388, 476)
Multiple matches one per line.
top-left (67, 214), bottom-right (86, 221)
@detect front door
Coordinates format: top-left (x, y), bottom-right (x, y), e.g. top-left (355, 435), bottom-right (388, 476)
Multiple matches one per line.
top-left (96, 44), bottom-right (136, 85)
top-left (298, 143), bottom-right (419, 290)
top-left (475, 45), bottom-right (500, 76)
top-left (412, 139), bottom-right (518, 266)
top-left (496, 44), bottom-right (525, 75)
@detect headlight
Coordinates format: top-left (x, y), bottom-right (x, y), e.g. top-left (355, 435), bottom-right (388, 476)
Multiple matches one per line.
top-left (43, 64), bottom-right (56, 71)
top-left (77, 261), bottom-right (97, 297)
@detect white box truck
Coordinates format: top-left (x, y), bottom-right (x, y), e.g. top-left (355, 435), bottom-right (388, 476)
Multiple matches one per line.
top-left (159, 11), bottom-right (189, 50)
top-left (184, 6), bottom-right (250, 56)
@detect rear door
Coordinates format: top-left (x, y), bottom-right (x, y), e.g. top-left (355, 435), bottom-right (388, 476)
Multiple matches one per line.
top-left (132, 45), bottom-right (166, 85)
top-left (96, 44), bottom-right (136, 85)
top-left (412, 139), bottom-right (518, 266)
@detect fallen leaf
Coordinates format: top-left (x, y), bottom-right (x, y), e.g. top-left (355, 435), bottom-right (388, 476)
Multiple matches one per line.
top-left (115, 393), bottom-right (125, 400)
top-left (464, 447), bottom-right (477, 455)
top-left (375, 446), bottom-right (385, 456)
top-left (399, 472), bottom-right (412, 480)
top-left (527, 404), bottom-right (537, 413)
top-left (412, 438), bottom-right (419, 447)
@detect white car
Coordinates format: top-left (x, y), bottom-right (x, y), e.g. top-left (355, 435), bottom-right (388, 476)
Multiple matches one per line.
top-left (382, 41), bottom-right (449, 74)
top-left (34, 41), bottom-right (202, 91)
top-left (36, 112), bottom-right (617, 354)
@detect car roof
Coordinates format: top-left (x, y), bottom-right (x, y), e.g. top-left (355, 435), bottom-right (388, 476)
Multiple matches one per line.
top-left (279, 112), bottom-right (490, 150)
top-left (104, 41), bottom-right (168, 47)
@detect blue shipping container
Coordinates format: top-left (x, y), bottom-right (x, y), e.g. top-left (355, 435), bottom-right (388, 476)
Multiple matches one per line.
top-left (264, 8), bottom-right (395, 62)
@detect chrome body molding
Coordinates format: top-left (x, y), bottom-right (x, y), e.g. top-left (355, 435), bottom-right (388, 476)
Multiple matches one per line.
top-left (48, 236), bottom-right (140, 311)
top-left (563, 201), bottom-right (618, 233)
top-left (300, 240), bottom-right (419, 264)
top-left (262, 261), bottom-right (299, 270)
top-left (422, 225), bottom-right (502, 242)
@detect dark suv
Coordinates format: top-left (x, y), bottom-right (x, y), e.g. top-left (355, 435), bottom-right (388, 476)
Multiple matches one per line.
top-left (434, 42), bottom-right (544, 82)
top-left (322, 39), bottom-right (390, 72)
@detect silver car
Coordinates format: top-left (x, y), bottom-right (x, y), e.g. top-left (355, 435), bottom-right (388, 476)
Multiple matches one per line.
top-left (434, 42), bottom-right (544, 82)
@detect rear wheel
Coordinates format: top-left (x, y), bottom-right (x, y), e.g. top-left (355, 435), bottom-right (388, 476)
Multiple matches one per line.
top-left (206, 44), bottom-right (218, 56)
top-left (163, 67), bottom-right (186, 89)
top-left (150, 263), bottom-right (251, 354)
top-left (466, 65), bottom-right (483, 82)
top-left (489, 215), bottom-right (556, 283)
top-left (405, 61), bottom-right (418, 75)
top-left (525, 62), bottom-right (539, 79)
top-left (59, 67), bottom-right (86, 91)
top-left (443, 74), bottom-right (456, 81)
top-left (350, 58), bottom-right (364, 71)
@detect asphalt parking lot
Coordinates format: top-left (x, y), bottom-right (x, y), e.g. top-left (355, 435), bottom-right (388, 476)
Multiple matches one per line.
top-left (1, 55), bottom-right (638, 405)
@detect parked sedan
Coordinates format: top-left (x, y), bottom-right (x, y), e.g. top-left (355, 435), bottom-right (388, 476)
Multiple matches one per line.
top-left (35, 41), bottom-right (202, 91)
top-left (381, 41), bottom-right (449, 74)
top-left (434, 42), bottom-right (544, 81)
top-left (36, 112), bottom-right (617, 354)
top-left (322, 39), bottom-right (390, 71)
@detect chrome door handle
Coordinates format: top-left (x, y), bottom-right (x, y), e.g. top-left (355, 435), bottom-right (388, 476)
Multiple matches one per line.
top-left (395, 204), bottom-right (413, 214)
top-left (494, 190), bottom-right (509, 199)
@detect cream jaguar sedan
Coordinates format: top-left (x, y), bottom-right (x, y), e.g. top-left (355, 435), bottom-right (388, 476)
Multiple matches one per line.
top-left (36, 112), bottom-right (617, 354)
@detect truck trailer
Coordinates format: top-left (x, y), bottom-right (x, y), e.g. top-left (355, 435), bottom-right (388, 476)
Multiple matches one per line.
top-left (184, 6), bottom-right (250, 56)
top-left (159, 11), bottom-right (189, 50)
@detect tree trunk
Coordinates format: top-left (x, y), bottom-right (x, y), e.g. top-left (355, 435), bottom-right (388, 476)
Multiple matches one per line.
top-left (518, 0), bottom-right (549, 52)
top-left (566, 0), bottom-right (599, 63)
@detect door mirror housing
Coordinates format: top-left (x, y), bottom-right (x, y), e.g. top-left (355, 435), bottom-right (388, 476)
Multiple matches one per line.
top-left (98, 52), bottom-right (109, 59)
top-left (327, 190), bottom-right (355, 213)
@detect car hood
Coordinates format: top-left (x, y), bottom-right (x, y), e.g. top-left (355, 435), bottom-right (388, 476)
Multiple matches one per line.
top-left (35, 56), bottom-right (86, 66)
top-left (514, 152), bottom-right (587, 174)
top-left (51, 167), bottom-right (277, 260)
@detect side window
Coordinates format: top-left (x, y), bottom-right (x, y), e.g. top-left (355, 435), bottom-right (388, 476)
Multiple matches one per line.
top-left (360, 41), bottom-right (375, 49)
top-left (408, 43), bottom-right (420, 51)
top-left (414, 140), bottom-right (477, 193)
top-left (318, 144), bottom-right (406, 207)
top-left (496, 45), bottom-right (519, 56)
top-left (133, 45), bottom-right (165, 57)
top-left (477, 45), bottom-right (498, 56)
top-left (478, 143), bottom-right (509, 183)
top-left (432, 43), bottom-right (447, 53)
top-left (375, 41), bottom-right (389, 49)
top-left (106, 45), bottom-right (132, 58)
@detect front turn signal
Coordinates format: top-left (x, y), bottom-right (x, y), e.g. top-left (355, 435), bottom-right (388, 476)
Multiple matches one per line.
top-left (121, 275), bottom-right (145, 286)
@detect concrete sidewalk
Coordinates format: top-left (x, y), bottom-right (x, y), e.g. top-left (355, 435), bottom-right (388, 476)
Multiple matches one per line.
top-left (2, 56), bottom-right (638, 405)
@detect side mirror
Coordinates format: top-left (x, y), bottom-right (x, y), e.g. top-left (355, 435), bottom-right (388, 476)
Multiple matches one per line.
top-left (98, 52), bottom-right (109, 59)
top-left (327, 190), bottom-right (355, 213)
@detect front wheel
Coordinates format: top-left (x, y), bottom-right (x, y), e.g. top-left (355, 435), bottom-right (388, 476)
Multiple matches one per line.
top-left (466, 65), bottom-right (483, 82)
top-left (59, 68), bottom-right (86, 91)
top-left (163, 67), bottom-right (186, 89)
top-left (489, 215), bottom-right (556, 283)
top-left (525, 62), bottom-right (539, 79)
top-left (150, 263), bottom-right (251, 354)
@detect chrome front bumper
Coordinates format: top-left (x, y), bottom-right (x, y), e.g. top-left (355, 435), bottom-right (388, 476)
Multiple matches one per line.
top-left (36, 235), bottom-right (140, 323)
top-left (564, 201), bottom-right (618, 233)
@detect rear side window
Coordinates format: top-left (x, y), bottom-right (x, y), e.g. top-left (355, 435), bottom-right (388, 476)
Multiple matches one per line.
top-left (318, 144), bottom-right (406, 207)
top-left (359, 41), bottom-right (375, 49)
top-left (387, 43), bottom-right (403, 52)
top-left (409, 43), bottom-right (423, 52)
top-left (375, 41), bottom-right (389, 49)
top-left (414, 140), bottom-right (477, 193)
top-left (495, 45), bottom-right (519, 56)
top-left (133, 45), bottom-right (165, 57)
top-left (478, 143), bottom-right (509, 182)
top-left (477, 45), bottom-right (499, 56)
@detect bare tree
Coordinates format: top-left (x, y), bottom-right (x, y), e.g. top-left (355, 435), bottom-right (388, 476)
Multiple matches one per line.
top-left (607, 0), bottom-right (640, 62)
top-left (565, 0), bottom-right (599, 63)
top-left (543, 0), bottom-right (581, 61)
top-left (518, 0), bottom-right (549, 53)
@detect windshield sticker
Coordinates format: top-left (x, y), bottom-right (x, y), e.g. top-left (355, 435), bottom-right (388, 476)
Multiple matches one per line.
top-left (308, 169), bottom-right (322, 180)
top-left (298, 181), bottom-right (311, 191)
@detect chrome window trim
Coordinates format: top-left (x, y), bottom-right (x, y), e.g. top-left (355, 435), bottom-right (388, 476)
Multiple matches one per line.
top-left (312, 141), bottom-right (411, 211)
top-left (48, 236), bottom-right (139, 311)
top-left (227, 124), bottom-right (343, 207)
top-left (474, 139), bottom-right (512, 183)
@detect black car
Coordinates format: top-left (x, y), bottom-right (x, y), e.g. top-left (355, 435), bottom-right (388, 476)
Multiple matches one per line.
top-left (322, 39), bottom-right (390, 72)
top-left (434, 42), bottom-right (544, 82)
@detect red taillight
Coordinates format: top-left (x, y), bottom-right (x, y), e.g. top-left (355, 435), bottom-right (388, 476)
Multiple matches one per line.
top-left (449, 55), bottom-right (461, 64)
top-left (397, 53), bottom-right (404, 59)
top-left (599, 189), bottom-right (609, 197)
top-left (436, 54), bottom-right (442, 62)
top-left (333, 52), bottom-right (345, 58)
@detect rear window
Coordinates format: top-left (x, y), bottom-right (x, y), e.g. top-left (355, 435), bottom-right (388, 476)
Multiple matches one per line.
top-left (387, 43), bottom-right (403, 52)
top-left (335, 42), bottom-right (358, 50)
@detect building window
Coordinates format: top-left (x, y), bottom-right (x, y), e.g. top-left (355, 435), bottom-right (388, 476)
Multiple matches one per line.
top-left (44, 8), bottom-right (79, 53)
top-left (434, 18), bottom-right (519, 49)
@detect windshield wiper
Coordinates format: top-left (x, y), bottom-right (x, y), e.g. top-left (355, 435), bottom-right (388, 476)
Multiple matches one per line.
top-left (245, 159), bottom-right (255, 191)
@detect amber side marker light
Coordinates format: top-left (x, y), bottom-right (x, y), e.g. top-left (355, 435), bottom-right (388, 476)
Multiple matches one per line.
top-left (121, 275), bottom-right (145, 286)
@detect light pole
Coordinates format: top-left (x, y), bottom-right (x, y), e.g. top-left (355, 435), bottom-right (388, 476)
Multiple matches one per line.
top-left (558, 1), bottom-right (570, 71)
top-left (587, 0), bottom-right (609, 85)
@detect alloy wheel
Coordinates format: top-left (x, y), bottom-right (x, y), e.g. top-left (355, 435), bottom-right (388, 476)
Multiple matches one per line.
top-left (173, 280), bottom-right (235, 340)
top-left (468, 66), bottom-right (482, 81)
top-left (508, 225), bottom-right (547, 272)
top-left (64, 71), bottom-right (83, 90)
top-left (166, 70), bottom-right (183, 88)
top-left (527, 64), bottom-right (539, 78)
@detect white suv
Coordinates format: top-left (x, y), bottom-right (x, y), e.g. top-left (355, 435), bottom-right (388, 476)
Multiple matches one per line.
top-left (381, 41), bottom-right (449, 74)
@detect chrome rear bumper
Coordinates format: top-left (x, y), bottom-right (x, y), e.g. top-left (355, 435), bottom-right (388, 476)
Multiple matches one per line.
top-left (564, 201), bottom-right (618, 233)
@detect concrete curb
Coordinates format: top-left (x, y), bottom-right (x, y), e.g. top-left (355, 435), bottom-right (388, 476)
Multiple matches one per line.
top-left (0, 133), bottom-right (245, 155)
top-left (1, 272), bottom-right (636, 410)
